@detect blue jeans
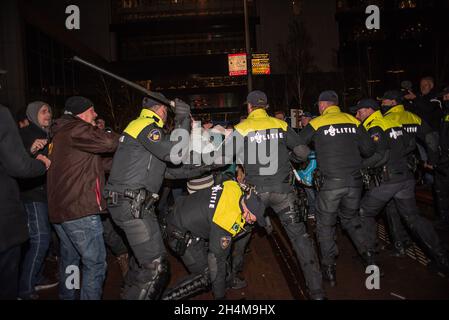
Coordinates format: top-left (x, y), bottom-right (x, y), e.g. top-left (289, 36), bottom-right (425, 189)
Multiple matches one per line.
top-left (53, 215), bottom-right (107, 300)
top-left (19, 202), bottom-right (51, 297)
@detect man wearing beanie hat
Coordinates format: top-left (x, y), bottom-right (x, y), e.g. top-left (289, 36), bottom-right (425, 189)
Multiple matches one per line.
top-left (105, 95), bottom-right (222, 300)
top-left (164, 180), bottom-right (266, 300)
top-left (298, 91), bottom-right (376, 286)
top-left (47, 96), bottom-right (119, 300)
top-left (17, 101), bottom-right (58, 299)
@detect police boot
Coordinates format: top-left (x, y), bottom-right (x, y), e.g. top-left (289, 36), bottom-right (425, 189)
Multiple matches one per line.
top-left (228, 274), bottom-right (248, 290)
top-left (122, 256), bottom-right (170, 300)
top-left (361, 251), bottom-right (384, 277)
top-left (308, 289), bottom-right (327, 300)
top-left (428, 251), bottom-right (449, 276)
top-left (322, 264), bottom-right (336, 287)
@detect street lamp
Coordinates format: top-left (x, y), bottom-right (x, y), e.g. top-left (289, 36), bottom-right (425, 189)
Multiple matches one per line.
top-left (244, 0), bottom-right (252, 93)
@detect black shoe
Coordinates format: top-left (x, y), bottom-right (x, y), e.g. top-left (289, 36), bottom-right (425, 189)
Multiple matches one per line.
top-left (361, 251), bottom-right (385, 277)
top-left (431, 253), bottom-right (449, 276)
top-left (309, 289), bottom-right (327, 300)
top-left (322, 264), bottom-right (336, 287)
top-left (229, 276), bottom-right (248, 290)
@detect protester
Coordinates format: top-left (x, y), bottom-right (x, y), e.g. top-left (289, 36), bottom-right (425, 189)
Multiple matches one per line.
top-left (0, 105), bottom-right (50, 300)
top-left (47, 96), bottom-right (119, 300)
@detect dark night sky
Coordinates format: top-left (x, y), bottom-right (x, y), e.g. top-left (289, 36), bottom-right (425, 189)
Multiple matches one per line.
top-left (257, 0), bottom-right (339, 74)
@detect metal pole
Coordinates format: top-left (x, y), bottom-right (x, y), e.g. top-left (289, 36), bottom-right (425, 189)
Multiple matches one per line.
top-left (244, 0), bottom-right (252, 93)
top-left (72, 56), bottom-right (174, 108)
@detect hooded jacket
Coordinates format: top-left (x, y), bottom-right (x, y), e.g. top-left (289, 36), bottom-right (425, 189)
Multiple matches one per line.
top-left (19, 102), bottom-right (51, 203)
top-left (47, 115), bottom-right (119, 223)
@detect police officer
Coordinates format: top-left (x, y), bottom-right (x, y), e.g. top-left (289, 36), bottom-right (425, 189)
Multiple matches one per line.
top-left (433, 86), bottom-right (449, 230)
top-left (104, 94), bottom-right (214, 300)
top-left (298, 91), bottom-right (375, 287)
top-left (222, 90), bottom-right (325, 299)
top-left (350, 99), bottom-right (414, 255)
top-left (380, 90), bottom-right (440, 255)
top-left (165, 180), bottom-right (265, 300)
top-left (356, 95), bottom-right (449, 273)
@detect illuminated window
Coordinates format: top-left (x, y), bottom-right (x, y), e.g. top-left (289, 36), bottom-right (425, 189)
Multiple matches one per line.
top-left (398, 0), bottom-right (417, 9)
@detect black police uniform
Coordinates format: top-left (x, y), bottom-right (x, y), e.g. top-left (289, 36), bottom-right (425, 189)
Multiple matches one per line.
top-left (361, 106), bottom-right (448, 270)
top-left (298, 105), bottom-right (375, 276)
top-left (166, 181), bottom-right (259, 299)
top-left (434, 100), bottom-right (449, 227)
top-left (357, 110), bottom-right (417, 252)
top-left (105, 107), bottom-right (211, 300)
top-left (382, 104), bottom-right (440, 252)
top-left (229, 108), bottom-right (324, 299)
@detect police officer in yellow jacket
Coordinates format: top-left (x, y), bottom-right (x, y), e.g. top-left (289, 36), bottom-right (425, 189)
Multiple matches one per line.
top-left (298, 91), bottom-right (375, 286)
top-left (104, 94), bottom-right (214, 300)
top-left (351, 99), bottom-right (414, 252)
top-left (380, 90), bottom-right (439, 255)
top-left (222, 90), bottom-right (325, 299)
top-left (354, 97), bottom-right (449, 274)
top-left (165, 180), bottom-right (265, 300)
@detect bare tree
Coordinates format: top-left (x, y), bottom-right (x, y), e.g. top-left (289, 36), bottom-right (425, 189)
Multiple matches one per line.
top-left (95, 75), bottom-right (142, 131)
top-left (278, 16), bottom-right (315, 108)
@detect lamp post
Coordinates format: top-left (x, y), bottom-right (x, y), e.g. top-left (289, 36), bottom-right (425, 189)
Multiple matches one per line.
top-left (244, 0), bottom-right (252, 93)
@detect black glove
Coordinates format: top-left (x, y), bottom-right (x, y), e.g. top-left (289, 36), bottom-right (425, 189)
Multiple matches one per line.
top-left (174, 98), bottom-right (191, 122)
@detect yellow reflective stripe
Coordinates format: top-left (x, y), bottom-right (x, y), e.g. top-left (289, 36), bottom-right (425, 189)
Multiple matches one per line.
top-left (364, 110), bottom-right (401, 131)
top-left (445, 115), bottom-right (449, 122)
top-left (310, 108), bottom-right (360, 130)
top-left (212, 181), bottom-right (245, 237)
top-left (124, 117), bottom-right (155, 139)
top-left (123, 109), bottom-right (164, 139)
top-left (235, 109), bottom-right (288, 137)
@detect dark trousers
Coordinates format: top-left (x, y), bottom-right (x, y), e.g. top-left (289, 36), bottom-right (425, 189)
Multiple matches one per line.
top-left (0, 244), bottom-right (22, 299)
top-left (385, 200), bottom-right (412, 247)
top-left (360, 179), bottom-right (443, 258)
top-left (108, 199), bottom-right (166, 265)
top-left (108, 198), bottom-right (167, 299)
top-left (258, 191), bottom-right (323, 297)
top-left (101, 214), bottom-right (128, 257)
top-left (434, 166), bottom-right (449, 222)
top-left (316, 186), bottom-right (367, 266)
top-left (231, 231), bottom-right (252, 276)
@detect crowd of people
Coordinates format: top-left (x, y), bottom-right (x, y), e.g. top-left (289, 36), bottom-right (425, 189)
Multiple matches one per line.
top-left (0, 75), bottom-right (448, 300)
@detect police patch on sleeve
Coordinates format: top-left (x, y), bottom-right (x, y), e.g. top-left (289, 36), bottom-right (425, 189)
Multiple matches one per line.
top-left (220, 236), bottom-right (231, 249)
top-left (148, 129), bottom-right (161, 142)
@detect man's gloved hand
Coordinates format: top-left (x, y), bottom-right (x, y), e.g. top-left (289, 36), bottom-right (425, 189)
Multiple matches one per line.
top-left (174, 98), bottom-right (191, 122)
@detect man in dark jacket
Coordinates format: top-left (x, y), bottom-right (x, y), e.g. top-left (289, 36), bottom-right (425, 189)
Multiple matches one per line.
top-left (18, 101), bottom-right (57, 299)
top-left (0, 105), bottom-right (49, 299)
top-left (405, 77), bottom-right (443, 133)
top-left (47, 96), bottom-right (119, 300)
